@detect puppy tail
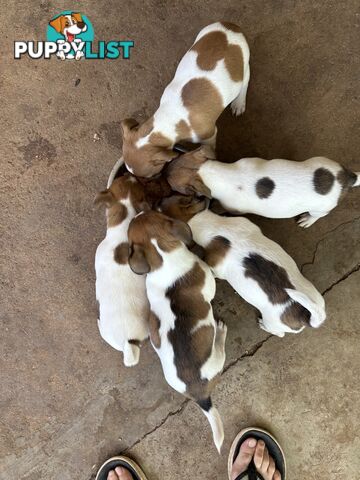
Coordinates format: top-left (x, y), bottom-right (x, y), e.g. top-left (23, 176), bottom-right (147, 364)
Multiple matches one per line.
top-left (197, 397), bottom-right (224, 453)
top-left (123, 341), bottom-right (140, 367)
top-left (353, 172), bottom-right (360, 187)
top-left (285, 288), bottom-right (326, 328)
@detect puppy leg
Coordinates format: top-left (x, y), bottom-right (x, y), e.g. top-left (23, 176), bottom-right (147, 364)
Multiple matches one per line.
top-left (202, 127), bottom-right (217, 149)
top-left (201, 321), bottom-right (227, 380)
top-left (213, 320), bottom-right (227, 366)
top-left (231, 64), bottom-right (250, 116)
top-left (258, 316), bottom-right (285, 338)
top-left (297, 210), bottom-right (329, 228)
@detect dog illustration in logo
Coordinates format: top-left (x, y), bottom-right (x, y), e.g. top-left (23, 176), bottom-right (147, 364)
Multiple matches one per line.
top-left (49, 13), bottom-right (87, 60)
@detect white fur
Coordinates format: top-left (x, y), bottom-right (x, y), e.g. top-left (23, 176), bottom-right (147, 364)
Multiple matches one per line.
top-left (198, 157), bottom-right (359, 226)
top-left (145, 239), bottom-right (226, 451)
top-left (188, 210), bottom-right (326, 337)
top-left (137, 22), bottom-right (250, 147)
top-left (95, 199), bottom-right (149, 366)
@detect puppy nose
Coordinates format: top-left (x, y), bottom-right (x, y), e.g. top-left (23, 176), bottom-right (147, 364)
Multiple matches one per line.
top-left (77, 21), bottom-right (85, 28)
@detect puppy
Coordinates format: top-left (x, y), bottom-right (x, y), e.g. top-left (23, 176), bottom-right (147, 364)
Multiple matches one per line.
top-left (160, 195), bottom-right (326, 337)
top-left (167, 146), bottom-right (360, 227)
top-left (121, 22), bottom-right (250, 177)
top-left (127, 211), bottom-right (227, 452)
top-left (95, 174), bottom-right (150, 366)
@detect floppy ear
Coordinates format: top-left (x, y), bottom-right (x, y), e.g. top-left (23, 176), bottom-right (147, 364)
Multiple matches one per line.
top-left (193, 178), bottom-right (212, 199)
top-left (171, 219), bottom-right (193, 246)
top-left (155, 148), bottom-right (179, 164)
top-left (94, 189), bottom-right (115, 208)
top-left (121, 118), bottom-right (139, 138)
top-left (196, 145), bottom-right (216, 160)
top-left (129, 246), bottom-right (150, 274)
top-left (49, 16), bottom-right (64, 33)
top-left (72, 12), bottom-right (83, 22)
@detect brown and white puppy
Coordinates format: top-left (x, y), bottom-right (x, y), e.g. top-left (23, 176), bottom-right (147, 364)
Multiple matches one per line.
top-left (160, 195), bottom-right (326, 337)
top-left (121, 22), bottom-right (250, 177)
top-left (127, 211), bottom-right (227, 452)
top-left (95, 174), bottom-right (150, 366)
top-left (167, 146), bottom-right (360, 227)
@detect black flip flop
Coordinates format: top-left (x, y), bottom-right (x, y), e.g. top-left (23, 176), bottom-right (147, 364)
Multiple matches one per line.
top-left (228, 427), bottom-right (286, 480)
top-left (95, 455), bottom-right (148, 480)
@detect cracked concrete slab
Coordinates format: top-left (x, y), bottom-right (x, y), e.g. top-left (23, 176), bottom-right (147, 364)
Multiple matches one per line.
top-left (1, 1), bottom-right (359, 480)
top-left (128, 272), bottom-right (360, 480)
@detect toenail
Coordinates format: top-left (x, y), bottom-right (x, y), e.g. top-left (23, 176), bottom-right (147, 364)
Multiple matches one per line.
top-left (115, 466), bottom-right (124, 474)
top-left (258, 440), bottom-right (265, 447)
top-left (248, 439), bottom-right (257, 447)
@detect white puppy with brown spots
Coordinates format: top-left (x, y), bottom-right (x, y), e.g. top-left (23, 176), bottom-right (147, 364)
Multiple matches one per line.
top-left (121, 21), bottom-right (250, 177)
top-left (127, 211), bottom-right (227, 452)
top-left (94, 175), bottom-right (150, 366)
top-left (167, 146), bottom-right (360, 228)
top-left (160, 195), bottom-right (326, 337)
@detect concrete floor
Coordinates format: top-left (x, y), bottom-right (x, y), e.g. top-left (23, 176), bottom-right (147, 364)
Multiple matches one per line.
top-left (1, 1), bottom-right (359, 479)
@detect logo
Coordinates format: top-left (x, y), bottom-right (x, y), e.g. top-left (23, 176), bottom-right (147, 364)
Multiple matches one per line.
top-left (14, 11), bottom-right (134, 60)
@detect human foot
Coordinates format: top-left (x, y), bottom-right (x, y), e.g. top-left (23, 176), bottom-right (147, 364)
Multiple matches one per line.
top-left (107, 466), bottom-right (134, 480)
top-left (231, 438), bottom-right (281, 480)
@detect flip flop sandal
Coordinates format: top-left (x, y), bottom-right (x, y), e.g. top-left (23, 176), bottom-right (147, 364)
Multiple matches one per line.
top-left (228, 427), bottom-right (286, 480)
top-left (95, 455), bottom-right (148, 480)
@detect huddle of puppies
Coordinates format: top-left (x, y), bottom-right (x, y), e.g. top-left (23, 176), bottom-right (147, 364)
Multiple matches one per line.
top-left (95, 22), bottom-right (359, 452)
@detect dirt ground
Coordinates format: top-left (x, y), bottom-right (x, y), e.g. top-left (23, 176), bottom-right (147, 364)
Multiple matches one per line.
top-left (1, 1), bottom-right (360, 479)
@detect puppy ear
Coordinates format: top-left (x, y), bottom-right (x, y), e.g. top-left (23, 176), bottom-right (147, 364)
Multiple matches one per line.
top-left (49, 16), bottom-right (64, 33)
top-left (72, 12), bottom-right (82, 22)
top-left (121, 118), bottom-right (139, 137)
top-left (129, 246), bottom-right (150, 274)
top-left (94, 189), bottom-right (115, 207)
top-left (197, 145), bottom-right (216, 160)
top-left (154, 148), bottom-right (179, 165)
top-left (193, 178), bottom-right (212, 199)
top-left (171, 219), bottom-right (193, 246)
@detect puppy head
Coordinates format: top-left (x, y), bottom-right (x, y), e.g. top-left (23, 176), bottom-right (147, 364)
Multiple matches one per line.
top-left (94, 174), bottom-right (148, 227)
top-left (166, 145), bottom-right (215, 197)
top-left (128, 211), bottom-right (193, 274)
top-left (49, 13), bottom-right (86, 36)
top-left (159, 194), bottom-right (208, 222)
top-left (121, 118), bottom-right (178, 178)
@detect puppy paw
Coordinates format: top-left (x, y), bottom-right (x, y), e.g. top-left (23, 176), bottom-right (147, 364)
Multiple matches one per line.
top-left (297, 213), bottom-right (316, 228)
top-left (216, 320), bottom-right (227, 332)
top-left (231, 103), bottom-right (246, 116)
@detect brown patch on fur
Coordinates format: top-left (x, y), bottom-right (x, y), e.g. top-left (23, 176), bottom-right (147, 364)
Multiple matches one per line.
top-left (128, 211), bottom-right (193, 273)
top-left (337, 167), bottom-right (357, 191)
top-left (313, 168), bottom-right (335, 195)
top-left (224, 44), bottom-right (244, 82)
top-left (175, 120), bottom-right (192, 142)
top-left (255, 177), bottom-right (275, 199)
top-left (182, 78), bottom-right (223, 140)
top-left (107, 203), bottom-right (128, 227)
top-left (204, 236), bottom-right (231, 267)
top-left (96, 174), bottom-right (148, 228)
top-left (121, 117), bottom-right (177, 178)
top-left (166, 146), bottom-right (215, 197)
top-left (149, 131), bottom-right (172, 148)
top-left (114, 242), bottom-right (130, 264)
top-left (149, 311), bottom-right (161, 349)
top-left (243, 253), bottom-right (294, 304)
top-left (160, 194), bottom-right (208, 223)
top-left (166, 262), bottom-right (214, 399)
top-left (281, 303), bottom-right (311, 330)
top-left (221, 22), bottom-right (242, 32)
top-left (192, 31), bottom-right (228, 70)
top-left (128, 339), bottom-right (141, 347)
top-left (136, 175), bottom-right (172, 207)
